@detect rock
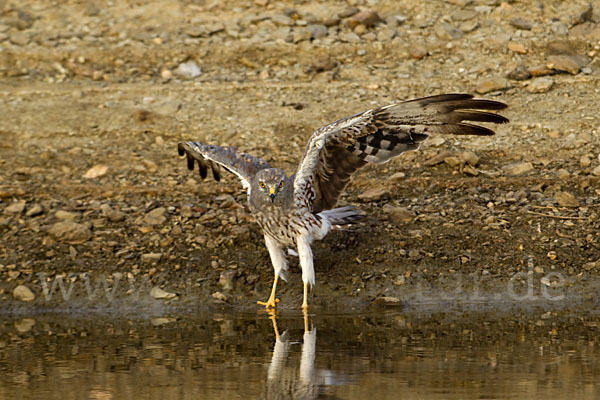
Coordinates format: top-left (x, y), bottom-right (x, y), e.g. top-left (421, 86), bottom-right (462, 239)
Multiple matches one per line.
top-left (212, 291), bottom-right (228, 302)
top-left (292, 28), bottom-right (311, 43)
top-left (219, 270), bottom-right (237, 291)
top-left (527, 77), bottom-right (554, 93)
top-left (47, 221), bottom-right (92, 243)
top-left (25, 203), bottom-right (43, 217)
top-left (308, 24), bottom-right (327, 39)
top-left (580, 155), bottom-right (591, 168)
top-left (372, 296), bottom-right (401, 306)
top-left (309, 56), bottom-right (337, 73)
top-left (408, 44), bottom-right (428, 59)
top-left (14, 318), bottom-right (35, 333)
top-left (9, 31), bottom-right (30, 46)
top-left (358, 187), bottom-right (391, 202)
top-left (141, 253), bottom-right (162, 263)
top-left (55, 210), bottom-right (79, 221)
top-left (444, 156), bottom-right (461, 167)
top-left (434, 22), bottom-right (464, 40)
top-left (338, 7), bottom-right (360, 19)
top-left (83, 164), bottom-right (108, 179)
top-left (13, 285), bottom-right (35, 302)
top-left (424, 150), bottom-right (454, 166)
top-left (508, 42), bottom-right (527, 54)
top-left (571, 3), bottom-right (593, 26)
top-left (377, 28), bottom-right (396, 41)
top-left (461, 151), bottom-right (479, 166)
top-left (4, 200), bottom-right (26, 214)
top-left (390, 172), bottom-right (406, 180)
top-left (507, 64), bottom-right (531, 80)
top-left (150, 286), bottom-right (177, 299)
top-left (272, 14), bottom-right (294, 26)
top-left (554, 191), bottom-right (579, 207)
top-left (102, 205), bottom-right (126, 222)
top-left (347, 10), bottom-right (381, 29)
top-left (546, 40), bottom-right (576, 56)
top-left (339, 32), bottom-right (360, 43)
top-left (144, 207), bottom-right (166, 225)
top-left (175, 61), bottom-right (202, 79)
top-left (510, 17), bottom-right (532, 30)
top-left (451, 10), bottom-right (478, 21)
top-left (151, 317), bottom-right (176, 326)
top-left (385, 15), bottom-right (407, 27)
top-left (429, 136), bottom-right (446, 147)
top-left (547, 55), bottom-right (590, 75)
top-left (592, 165), bottom-right (600, 176)
top-left (529, 64), bottom-right (556, 77)
top-left (504, 162), bottom-right (534, 176)
top-left (556, 169), bottom-right (570, 179)
top-left (393, 275), bottom-right (406, 286)
top-left (383, 205), bottom-right (414, 224)
top-left (475, 78), bottom-right (510, 94)
top-left (459, 20), bottom-right (480, 33)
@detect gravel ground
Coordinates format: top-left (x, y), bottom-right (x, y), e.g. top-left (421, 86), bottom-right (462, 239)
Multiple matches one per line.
top-left (0, 0), bottom-right (599, 312)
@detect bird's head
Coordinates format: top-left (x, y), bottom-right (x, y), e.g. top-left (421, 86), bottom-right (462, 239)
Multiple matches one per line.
top-left (252, 168), bottom-right (290, 206)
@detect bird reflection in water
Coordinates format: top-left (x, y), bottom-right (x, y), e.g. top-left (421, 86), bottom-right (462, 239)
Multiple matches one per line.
top-left (263, 310), bottom-right (318, 399)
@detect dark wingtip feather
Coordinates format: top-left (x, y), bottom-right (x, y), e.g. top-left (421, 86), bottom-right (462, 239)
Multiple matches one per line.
top-left (177, 142), bottom-right (186, 156)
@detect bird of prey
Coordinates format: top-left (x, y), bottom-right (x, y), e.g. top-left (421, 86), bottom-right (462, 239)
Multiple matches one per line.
top-left (177, 93), bottom-right (508, 310)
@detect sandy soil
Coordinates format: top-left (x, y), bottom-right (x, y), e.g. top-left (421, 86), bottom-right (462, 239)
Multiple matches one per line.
top-left (1, 0), bottom-right (599, 312)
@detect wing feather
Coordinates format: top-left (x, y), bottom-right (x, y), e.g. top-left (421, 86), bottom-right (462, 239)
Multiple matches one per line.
top-left (177, 141), bottom-right (270, 191)
top-left (294, 93), bottom-right (508, 213)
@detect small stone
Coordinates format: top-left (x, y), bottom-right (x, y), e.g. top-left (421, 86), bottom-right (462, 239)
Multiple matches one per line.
top-left (309, 56), bottom-right (337, 72)
top-left (547, 55), bottom-right (590, 75)
top-left (385, 15), bottom-right (407, 27)
top-left (547, 251), bottom-right (557, 261)
top-left (272, 14), bottom-right (294, 26)
top-left (556, 169), bottom-right (570, 179)
top-left (429, 136), bottom-right (446, 147)
top-left (347, 10), bottom-right (381, 29)
top-left (393, 275), bottom-right (406, 286)
top-left (591, 165), bottom-right (600, 176)
top-left (14, 318), bottom-right (35, 333)
top-left (55, 210), bottom-right (79, 221)
top-left (144, 207), bottom-right (166, 225)
top-left (47, 221), bottom-right (92, 243)
top-left (424, 150), bottom-right (454, 166)
top-left (151, 317), bottom-right (176, 326)
top-left (353, 24), bottom-right (367, 35)
top-left (434, 22), bottom-right (464, 40)
top-left (504, 162), bottom-right (534, 176)
top-left (507, 64), bottom-right (531, 81)
top-left (175, 61), bottom-right (202, 79)
top-left (13, 285), bottom-right (35, 302)
top-left (546, 40), bottom-right (576, 56)
top-left (529, 64), bottom-right (556, 77)
top-left (9, 31), bottom-right (30, 46)
top-left (338, 7), bottom-right (360, 19)
top-left (212, 291), bottom-right (228, 302)
top-left (4, 200), bottom-right (26, 214)
top-left (83, 164), bottom-right (109, 179)
top-left (372, 296), bottom-right (401, 306)
top-left (308, 24), bottom-right (327, 39)
top-left (475, 78), bottom-right (510, 94)
top-left (527, 77), bottom-right (554, 93)
top-left (377, 28), bottom-right (396, 41)
top-left (508, 42), bottom-right (527, 54)
top-left (25, 203), bottom-right (43, 217)
top-left (219, 270), bottom-right (237, 291)
top-left (571, 3), bottom-right (593, 26)
top-left (461, 151), bottom-right (479, 167)
top-left (339, 32), bottom-right (360, 43)
top-left (554, 191), bottom-right (579, 207)
top-left (534, 266), bottom-right (544, 274)
top-left (510, 17), bottom-right (532, 30)
top-left (104, 208), bottom-right (126, 222)
top-left (358, 187), bottom-right (390, 202)
top-left (408, 44), bottom-right (428, 59)
top-left (141, 253), bottom-right (162, 263)
top-left (444, 156), bottom-right (462, 168)
top-left (383, 205), bottom-right (413, 224)
top-left (580, 155), bottom-right (591, 168)
top-left (292, 28), bottom-right (311, 43)
top-left (451, 10), bottom-right (478, 21)
top-left (150, 286), bottom-right (177, 299)
top-left (390, 172), bottom-right (406, 180)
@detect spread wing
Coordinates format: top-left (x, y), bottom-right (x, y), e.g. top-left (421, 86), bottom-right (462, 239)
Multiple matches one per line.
top-left (177, 141), bottom-right (270, 191)
top-left (294, 93), bottom-right (509, 213)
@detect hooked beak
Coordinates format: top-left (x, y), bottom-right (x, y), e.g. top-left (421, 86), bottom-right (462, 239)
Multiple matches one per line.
top-left (268, 187), bottom-right (276, 201)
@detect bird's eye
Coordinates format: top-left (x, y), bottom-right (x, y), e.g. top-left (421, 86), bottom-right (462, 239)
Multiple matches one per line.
top-left (259, 182), bottom-right (265, 189)
top-left (279, 180), bottom-right (284, 188)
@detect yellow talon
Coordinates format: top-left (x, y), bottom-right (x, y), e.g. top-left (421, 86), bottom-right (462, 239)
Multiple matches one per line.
top-left (257, 297), bottom-right (279, 309)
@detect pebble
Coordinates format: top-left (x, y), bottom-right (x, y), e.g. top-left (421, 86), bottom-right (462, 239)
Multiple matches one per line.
top-left (14, 318), bottom-right (35, 333)
top-left (47, 221), bottom-right (92, 243)
top-left (83, 164), bottom-right (109, 179)
top-left (55, 210), bottom-right (79, 221)
top-left (547, 55), bottom-right (589, 75)
top-left (308, 24), bottom-right (327, 39)
top-left (507, 64), bottom-right (531, 80)
top-left (25, 203), bottom-right (43, 217)
top-left (272, 14), bottom-right (294, 26)
top-left (219, 270), bottom-right (237, 291)
top-left (556, 169), bottom-right (570, 179)
top-left (144, 207), bottom-right (166, 225)
top-left (339, 32), bottom-right (360, 43)
top-left (377, 28), bottom-right (396, 41)
top-left (580, 155), bottom-right (591, 168)
top-left (338, 7), bottom-right (360, 19)
top-left (451, 10), bottom-right (478, 21)
top-left (408, 44), bottom-right (428, 59)
top-left (13, 285), bottom-right (35, 302)
top-left (508, 42), bottom-right (527, 54)
top-left (503, 162), bottom-right (534, 176)
top-left (475, 78), bottom-right (510, 94)
top-left (357, 187), bottom-right (391, 202)
top-left (9, 31), bottom-right (30, 46)
top-left (212, 291), bottom-right (228, 302)
top-left (175, 61), bottom-right (202, 79)
top-left (554, 191), bottom-right (579, 207)
top-left (461, 151), bottom-right (479, 167)
top-left (527, 77), bottom-right (554, 93)
top-left (141, 253), bottom-right (162, 263)
top-left (150, 286), bottom-right (177, 299)
top-left (510, 17), bottom-right (532, 30)
top-left (529, 64), bottom-right (556, 77)
top-left (151, 317), bottom-right (176, 326)
top-left (382, 205), bottom-right (414, 224)
top-left (591, 165), bottom-right (600, 176)
top-left (424, 150), bottom-right (454, 166)
top-left (372, 296), bottom-right (401, 306)
top-left (347, 10), bottom-right (381, 29)
top-left (4, 200), bottom-right (26, 214)
top-left (434, 22), bottom-right (464, 40)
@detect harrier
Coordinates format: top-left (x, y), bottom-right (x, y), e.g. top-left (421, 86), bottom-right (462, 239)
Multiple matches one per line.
top-left (178, 94), bottom-right (508, 309)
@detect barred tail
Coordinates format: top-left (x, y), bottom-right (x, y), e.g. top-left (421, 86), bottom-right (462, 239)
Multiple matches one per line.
top-left (318, 206), bottom-right (366, 229)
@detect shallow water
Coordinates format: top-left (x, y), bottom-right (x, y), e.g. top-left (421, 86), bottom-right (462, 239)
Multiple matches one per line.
top-left (1, 306), bottom-right (600, 399)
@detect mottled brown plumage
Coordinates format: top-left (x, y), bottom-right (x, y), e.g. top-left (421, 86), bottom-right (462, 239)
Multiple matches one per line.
top-left (177, 93), bottom-right (509, 309)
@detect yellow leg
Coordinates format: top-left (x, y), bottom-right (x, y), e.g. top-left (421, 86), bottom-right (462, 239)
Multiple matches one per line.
top-left (301, 281), bottom-right (308, 310)
top-left (257, 273), bottom-right (280, 309)
top-left (302, 307), bottom-right (308, 332)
